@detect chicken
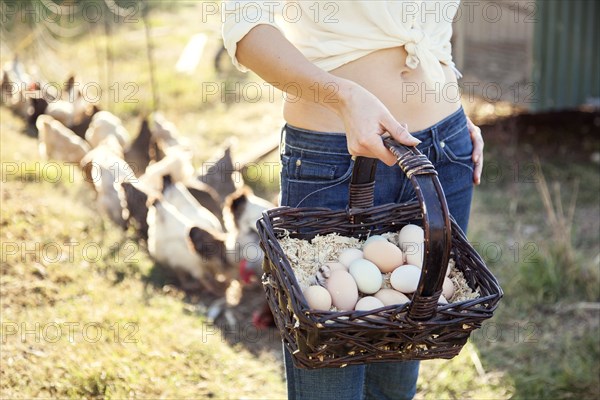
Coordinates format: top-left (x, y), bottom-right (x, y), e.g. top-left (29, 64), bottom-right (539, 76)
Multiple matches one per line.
top-left (161, 178), bottom-right (222, 233)
top-left (80, 136), bottom-right (135, 228)
top-left (27, 82), bottom-right (53, 130)
top-left (1, 70), bottom-right (12, 106)
top-left (148, 112), bottom-right (191, 160)
top-left (150, 112), bottom-right (183, 147)
top-left (197, 144), bottom-right (241, 203)
top-left (85, 111), bottom-right (130, 148)
top-left (224, 186), bottom-right (276, 328)
top-left (147, 198), bottom-right (230, 293)
top-left (1, 57), bottom-right (35, 119)
top-left (124, 117), bottom-right (154, 176)
top-left (44, 96), bottom-right (87, 128)
top-left (36, 115), bottom-right (90, 164)
top-left (224, 186), bottom-right (275, 283)
top-left (66, 103), bottom-right (100, 139)
top-left (30, 75), bottom-right (98, 138)
top-left (184, 179), bottom-right (224, 229)
top-left (138, 148), bottom-right (195, 192)
top-left (120, 180), bottom-right (159, 240)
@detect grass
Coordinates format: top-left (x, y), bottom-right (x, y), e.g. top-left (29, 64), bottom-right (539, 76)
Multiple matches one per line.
top-left (2, 2), bottom-right (600, 399)
top-left (0, 109), bottom-right (286, 398)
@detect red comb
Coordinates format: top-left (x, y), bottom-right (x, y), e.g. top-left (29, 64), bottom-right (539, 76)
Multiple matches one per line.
top-left (239, 259), bottom-right (252, 284)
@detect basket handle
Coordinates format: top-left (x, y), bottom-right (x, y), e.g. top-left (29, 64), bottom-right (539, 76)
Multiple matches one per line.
top-left (349, 137), bottom-right (452, 321)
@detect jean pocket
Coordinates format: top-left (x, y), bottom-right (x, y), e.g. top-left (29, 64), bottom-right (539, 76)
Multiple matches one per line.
top-left (441, 127), bottom-right (474, 166)
top-left (282, 154), bottom-right (353, 185)
top-left (281, 154), bottom-right (354, 208)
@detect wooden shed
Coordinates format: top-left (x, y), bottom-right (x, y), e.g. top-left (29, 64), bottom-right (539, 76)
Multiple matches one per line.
top-left (452, 0), bottom-right (599, 112)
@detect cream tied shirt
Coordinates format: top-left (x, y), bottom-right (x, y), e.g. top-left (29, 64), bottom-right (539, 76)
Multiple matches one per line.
top-left (222, 1), bottom-right (462, 86)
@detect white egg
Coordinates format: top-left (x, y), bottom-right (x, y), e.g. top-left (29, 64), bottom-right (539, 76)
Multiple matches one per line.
top-left (405, 243), bottom-right (424, 268)
top-left (349, 259), bottom-right (383, 294)
top-left (326, 270), bottom-right (359, 311)
top-left (442, 277), bottom-right (455, 299)
top-left (445, 260), bottom-right (453, 277)
top-left (325, 261), bottom-right (347, 272)
top-left (398, 224), bottom-right (424, 252)
top-left (355, 296), bottom-right (385, 311)
top-left (364, 235), bottom-right (387, 245)
top-left (363, 240), bottom-right (404, 273)
top-left (303, 285), bottom-right (332, 310)
top-left (374, 288), bottom-right (410, 306)
top-left (338, 248), bottom-right (363, 268)
top-left (390, 265), bottom-right (422, 294)
top-left (438, 295), bottom-right (448, 304)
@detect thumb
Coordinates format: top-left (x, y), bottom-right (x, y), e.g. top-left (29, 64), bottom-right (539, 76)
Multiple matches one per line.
top-left (381, 114), bottom-right (421, 147)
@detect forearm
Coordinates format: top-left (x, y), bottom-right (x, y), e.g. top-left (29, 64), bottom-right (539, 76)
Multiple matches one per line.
top-left (236, 24), bottom-right (352, 113)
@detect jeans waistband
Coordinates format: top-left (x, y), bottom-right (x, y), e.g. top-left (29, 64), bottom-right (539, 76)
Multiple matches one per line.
top-left (282, 106), bottom-right (467, 153)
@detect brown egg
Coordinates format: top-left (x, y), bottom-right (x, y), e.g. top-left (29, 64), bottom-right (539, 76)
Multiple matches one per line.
top-left (303, 285), bottom-right (332, 310)
top-left (374, 289), bottom-right (411, 306)
top-left (326, 270), bottom-right (359, 311)
top-left (363, 240), bottom-right (404, 273)
top-left (324, 262), bottom-right (347, 272)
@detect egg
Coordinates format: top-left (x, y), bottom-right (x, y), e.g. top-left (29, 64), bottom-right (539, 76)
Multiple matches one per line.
top-left (355, 296), bottom-right (385, 311)
top-left (398, 224), bottom-right (424, 251)
top-left (303, 285), bottom-right (332, 310)
top-left (374, 288), bottom-right (410, 306)
top-left (444, 261), bottom-right (452, 277)
top-left (348, 259), bottom-right (383, 294)
top-left (363, 240), bottom-right (404, 273)
top-left (442, 277), bottom-right (455, 299)
top-left (338, 248), bottom-right (363, 268)
top-left (390, 265), bottom-right (422, 294)
top-left (326, 270), bottom-right (359, 311)
top-left (438, 295), bottom-right (448, 304)
top-left (364, 235), bottom-right (387, 245)
top-left (405, 244), bottom-right (423, 268)
top-left (324, 261), bottom-right (347, 272)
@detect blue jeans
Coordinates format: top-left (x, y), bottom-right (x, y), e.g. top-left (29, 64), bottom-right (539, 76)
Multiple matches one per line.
top-left (279, 107), bottom-right (474, 400)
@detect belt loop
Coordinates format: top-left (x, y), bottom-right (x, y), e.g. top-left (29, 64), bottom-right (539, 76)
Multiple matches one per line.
top-left (279, 124), bottom-right (286, 156)
top-left (431, 127), bottom-right (443, 163)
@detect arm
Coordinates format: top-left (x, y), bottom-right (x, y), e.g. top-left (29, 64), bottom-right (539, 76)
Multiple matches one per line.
top-left (236, 25), bottom-right (420, 166)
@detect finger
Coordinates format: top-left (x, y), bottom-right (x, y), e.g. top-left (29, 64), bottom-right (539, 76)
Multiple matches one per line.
top-left (348, 135), bottom-right (397, 166)
top-left (382, 114), bottom-right (421, 147)
top-left (466, 118), bottom-right (483, 184)
top-left (472, 134), bottom-right (484, 163)
top-left (473, 155), bottom-right (483, 185)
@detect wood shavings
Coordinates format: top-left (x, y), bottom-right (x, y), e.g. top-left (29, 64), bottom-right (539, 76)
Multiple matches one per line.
top-left (448, 260), bottom-right (481, 303)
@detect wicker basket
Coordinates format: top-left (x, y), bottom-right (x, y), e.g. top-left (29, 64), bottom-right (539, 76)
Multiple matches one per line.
top-left (257, 138), bottom-right (503, 369)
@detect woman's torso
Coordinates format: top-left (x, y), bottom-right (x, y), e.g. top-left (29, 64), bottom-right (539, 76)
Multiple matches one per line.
top-left (283, 46), bottom-right (461, 133)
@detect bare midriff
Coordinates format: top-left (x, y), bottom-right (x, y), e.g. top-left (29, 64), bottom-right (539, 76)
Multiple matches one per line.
top-left (283, 46), bottom-right (462, 133)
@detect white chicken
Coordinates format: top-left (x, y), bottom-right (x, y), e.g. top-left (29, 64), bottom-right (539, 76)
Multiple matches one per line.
top-left (36, 115), bottom-right (90, 164)
top-left (44, 93), bottom-right (90, 128)
top-left (147, 198), bottom-right (230, 293)
top-left (150, 112), bottom-right (191, 147)
top-left (138, 149), bottom-right (195, 191)
top-left (85, 111), bottom-right (130, 148)
top-left (80, 136), bottom-right (136, 228)
top-left (162, 180), bottom-right (223, 233)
